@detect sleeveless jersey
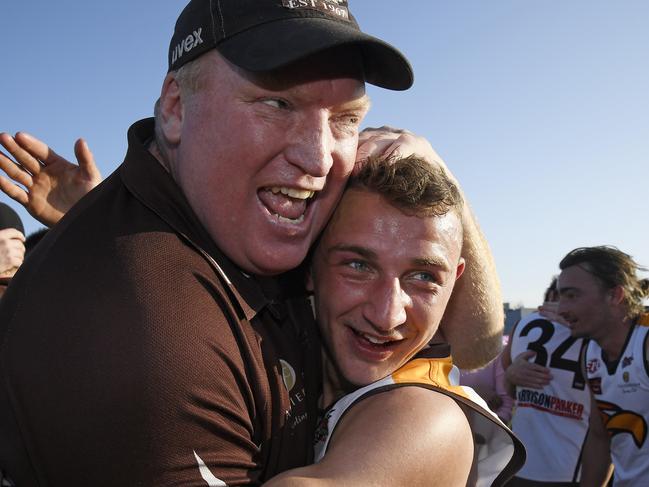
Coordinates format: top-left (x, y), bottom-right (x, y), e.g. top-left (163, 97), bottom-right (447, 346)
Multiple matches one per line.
top-left (585, 324), bottom-right (649, 487)
top-left (509, 312), bottom-right (590, 482)
top-left (314, 344), bottom-right (526, 487)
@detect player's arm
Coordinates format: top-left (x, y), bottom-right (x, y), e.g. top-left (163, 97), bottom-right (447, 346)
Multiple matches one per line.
top-left (580, 391), bottom-right (613, 486)
top-left (502, 319), bottom-right (552, 393)
top-left (0, 132), bottom-right (102, 227)
top-left (264, 387), bottom-right (473, 486)
top-left (356, 127), bottom-right (503, 370)
top-left (579, 343), bottom-right (612, 487)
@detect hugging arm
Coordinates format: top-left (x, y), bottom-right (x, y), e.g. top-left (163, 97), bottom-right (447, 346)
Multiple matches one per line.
top-left (264, 387), bottom-right (473, 486)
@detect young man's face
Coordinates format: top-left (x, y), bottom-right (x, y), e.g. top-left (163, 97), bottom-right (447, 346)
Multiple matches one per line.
top-left (172, 50), bottom-right (369, 276)
top-left (558, 265), bottom-right (615, 340)
top-left (309, 188), bottom-right (465, 389)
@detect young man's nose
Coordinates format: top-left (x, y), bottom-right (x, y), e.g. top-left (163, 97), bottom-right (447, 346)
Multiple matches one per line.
top-left (363, 277), bottom-right (409, 332)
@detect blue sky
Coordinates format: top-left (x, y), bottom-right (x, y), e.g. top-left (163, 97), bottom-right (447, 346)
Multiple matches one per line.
top-left (2, 1), bottom-right (648, 307)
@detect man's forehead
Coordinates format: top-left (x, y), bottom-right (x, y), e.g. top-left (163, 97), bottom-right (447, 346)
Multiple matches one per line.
top-left (558, 265), bottom-right (597, 288)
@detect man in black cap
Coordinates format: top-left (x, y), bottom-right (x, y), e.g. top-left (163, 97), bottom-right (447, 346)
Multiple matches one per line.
top-left (0, 202), bottom-right (25, 297)
top-left (0, 1), bottom-right (502, 485)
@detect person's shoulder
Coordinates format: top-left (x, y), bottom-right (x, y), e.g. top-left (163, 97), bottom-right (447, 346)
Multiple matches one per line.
top-left (324, 385), bottom-right (473, 485)
top-left (338, 385), bottom-right (470, 444)
top-left (334, 386), bottom-right (471, 453)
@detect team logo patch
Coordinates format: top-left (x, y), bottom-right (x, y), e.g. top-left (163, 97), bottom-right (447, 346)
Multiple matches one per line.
top-left (589, 377), bottom-right (603, 395)
top-left (622, 356), bottom-right (634, 368)
top-left (282, 0), bottom-right (350, 21)
top-left (279, 359), bottom-right (297, 393)
top-left (314, 408), bottom-right (333, 445)
top-left (623, 371), bottom-right (630, 383)
top-left (586, 358), bottom-right (600, 374)
top-left (597, 400), bottom-right (648, 448)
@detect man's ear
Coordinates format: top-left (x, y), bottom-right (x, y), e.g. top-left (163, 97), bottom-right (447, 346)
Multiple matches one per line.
top-left (608, 285), bottom-right (625, 306)
top-left (455, 257), bottom-right (466, 281)
top-left (158, 72), bottom-right (183, 146)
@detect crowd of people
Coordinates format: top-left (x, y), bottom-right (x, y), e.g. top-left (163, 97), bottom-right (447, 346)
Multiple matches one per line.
top-left (1, 1), bottom-right (648, 486)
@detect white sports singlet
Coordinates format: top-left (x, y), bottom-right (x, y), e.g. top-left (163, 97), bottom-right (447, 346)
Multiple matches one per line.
top-left (314, 344), bottom-right (526, 487)
top-left (509, 312), bottom-right (590, 482)
top-left (585, 324), bottom-right (649, 487)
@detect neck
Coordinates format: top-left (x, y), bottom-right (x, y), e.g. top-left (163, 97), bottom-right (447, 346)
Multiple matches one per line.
top-left (597, 316), bottom-right (633, 361)
top-left (321, 353), bottom-right (348, 408)
top-left (148, 139), bottom-right (172, 175)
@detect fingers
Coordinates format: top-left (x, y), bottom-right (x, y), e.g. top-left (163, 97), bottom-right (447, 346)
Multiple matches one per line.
top-left (356, 127), bottom-right (442, 168)
top-left (0, 228), bottom-right (26, 242)
top-left (0, 134), bottom-right (35, 188)
top-left (517, 350), bottom-right (537, 361)
top-left (0, 229), bottom-right (26, 276)
top-left (0, 176), bottom-right (30, 205)
top-left (13, 131), bottom-right (63, 168)
top-left (74, 138), bottom-right (102, 182)
top-left (507, 351), bottom-right (553, 389)
top-left (0, 132), bottom-right (43, 177)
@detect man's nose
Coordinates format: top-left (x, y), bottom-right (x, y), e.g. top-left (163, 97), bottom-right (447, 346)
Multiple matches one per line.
top-left (557, 299), bottom-right (569, 317)
top-left (285, 112), bottom-right (335, 178)
top-left (363, 277), bottom-right (409, 332)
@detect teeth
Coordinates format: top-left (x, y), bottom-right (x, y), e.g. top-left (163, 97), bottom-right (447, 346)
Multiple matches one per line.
top-left (270, 187), bottom-right (314, 200)
top-left (363, 333), bottom-right (391, 345)
top-left (277, 214), bottom-right (304, 224)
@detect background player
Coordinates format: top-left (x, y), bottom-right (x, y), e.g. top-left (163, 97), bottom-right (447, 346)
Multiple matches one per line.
top-left (504, 278), bottom-right (590, 486)
top-left (557, 246), bottom-right (649, 487)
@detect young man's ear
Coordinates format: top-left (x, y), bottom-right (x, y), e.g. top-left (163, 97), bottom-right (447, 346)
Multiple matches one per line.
top-left (158, 72), bottom-right (183, 145)
top-left (608, 285), bottom-right (625, 306)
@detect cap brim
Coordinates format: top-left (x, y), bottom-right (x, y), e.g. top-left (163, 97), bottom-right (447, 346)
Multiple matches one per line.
top-left (216, 18), bottom-right (413, 91)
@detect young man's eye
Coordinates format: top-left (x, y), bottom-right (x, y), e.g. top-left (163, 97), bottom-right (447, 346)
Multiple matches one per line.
top-left (346, 260), bottom-right (369, 272)
top-left (412, 272), bottom-right (437, 284)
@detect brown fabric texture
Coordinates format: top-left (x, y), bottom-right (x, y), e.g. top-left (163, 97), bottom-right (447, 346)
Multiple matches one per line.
top-left (0, 118), bottom-right (321, 486)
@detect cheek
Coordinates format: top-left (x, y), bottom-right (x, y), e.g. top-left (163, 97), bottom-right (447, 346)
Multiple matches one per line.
top-left (336, 136), bottom-right (359, 174)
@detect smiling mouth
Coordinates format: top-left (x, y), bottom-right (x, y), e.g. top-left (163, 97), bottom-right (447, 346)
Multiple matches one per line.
top-left (350, 328), bottom-right (403, 348)
top-left (259, 186), bottom-right (315, 224)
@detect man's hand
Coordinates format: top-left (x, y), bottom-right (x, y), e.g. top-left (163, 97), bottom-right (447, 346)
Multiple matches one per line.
top-left (0, 132), bottom-right (102, 227)
top-left (538, 301), bottom-right (571, 327)
top-left (356, 126), bottom-right (446, 171)
top-left (506, 350), bottom-right (552, 389)
top-left (0, 228), bottom-right (25, 278)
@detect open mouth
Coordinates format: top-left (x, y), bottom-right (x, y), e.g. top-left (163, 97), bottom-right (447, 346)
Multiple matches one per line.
top-left (258, 186), bottom-right (315, 224)
top-left (350, 327), bottom-right (403, 349)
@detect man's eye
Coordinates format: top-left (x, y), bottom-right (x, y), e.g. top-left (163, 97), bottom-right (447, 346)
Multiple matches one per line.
top-left (335, 114), bottom-right (361, 127)
top-left (262, 98), bottom-right (290, 110)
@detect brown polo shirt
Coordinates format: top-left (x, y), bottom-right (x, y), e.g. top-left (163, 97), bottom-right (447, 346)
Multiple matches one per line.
top-left (0, 118), bottom-right (321, 486)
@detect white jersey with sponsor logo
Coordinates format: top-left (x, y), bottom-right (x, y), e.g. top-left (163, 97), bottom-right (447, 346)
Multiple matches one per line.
top-left (585, 324), bottom-right (649, 487)
top-left (509, 312), bottom-right (590, 482)
top-left (314, 344), bottom-right (525, 487)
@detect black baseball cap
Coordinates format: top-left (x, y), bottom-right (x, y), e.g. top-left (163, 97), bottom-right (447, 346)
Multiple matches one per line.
top-left (0, 203), bottom-right (24, 234)
top-left (168, 0), bottom-right (413, 90)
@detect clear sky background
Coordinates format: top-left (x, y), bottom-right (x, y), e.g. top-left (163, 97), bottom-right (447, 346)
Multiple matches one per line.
top-left (2, 1), bottom-right (648, 308)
